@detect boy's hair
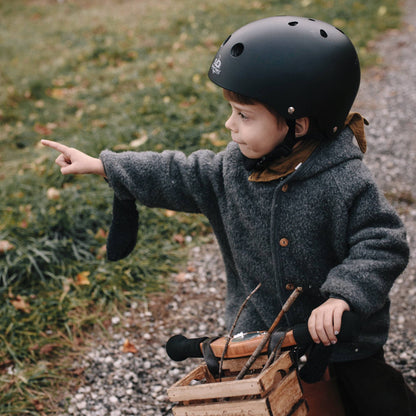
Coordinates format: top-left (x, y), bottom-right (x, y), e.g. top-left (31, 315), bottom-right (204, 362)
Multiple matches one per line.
top-left (223, 89), bottom-right (286, 127)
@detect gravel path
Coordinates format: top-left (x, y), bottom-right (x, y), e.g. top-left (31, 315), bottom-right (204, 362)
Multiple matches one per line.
top-left (58, 3), bottom-right (416, 415)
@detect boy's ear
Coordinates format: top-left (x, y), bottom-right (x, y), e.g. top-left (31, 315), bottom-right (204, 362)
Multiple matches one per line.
top-left (295, 117), bottom-right (310, 137)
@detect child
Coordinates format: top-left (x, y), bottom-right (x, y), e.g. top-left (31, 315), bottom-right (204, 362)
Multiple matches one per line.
top-left (42, 16), bottom-right (415, 415)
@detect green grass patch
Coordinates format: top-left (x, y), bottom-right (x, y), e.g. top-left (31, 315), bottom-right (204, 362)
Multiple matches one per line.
top-left (0, 0), bottom-right (402, 413)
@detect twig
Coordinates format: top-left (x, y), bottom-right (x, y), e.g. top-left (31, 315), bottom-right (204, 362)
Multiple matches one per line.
top-left (260, 330), bottom-right (286, 373)
top-left (236, 287), bottom-right (302, 380)
top-left (218, 283), bottom-right (262, 380)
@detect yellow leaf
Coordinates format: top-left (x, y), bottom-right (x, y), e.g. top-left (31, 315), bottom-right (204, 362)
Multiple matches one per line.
top-left (76, 271), bottom-right (90, 286)
top-left (332, 18), bottom-right (346, 29)
top-left (201, 131), bottom-right (227, 147)
top-left (378, 6), bottom-right (387, 16)
top-left (211, 139), bottom-right (228, 147)
top-left (91, 119), bottom-right (107, 128)
top-left (48, 88), bottom-right (65, 99)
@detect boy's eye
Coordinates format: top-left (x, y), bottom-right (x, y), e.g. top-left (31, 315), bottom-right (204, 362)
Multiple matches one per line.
top-left (238, 112), bottom-right (248, 120)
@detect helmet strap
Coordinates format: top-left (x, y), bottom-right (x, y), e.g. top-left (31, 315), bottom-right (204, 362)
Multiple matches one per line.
top-left (242, 118), bottom-right (299, 171)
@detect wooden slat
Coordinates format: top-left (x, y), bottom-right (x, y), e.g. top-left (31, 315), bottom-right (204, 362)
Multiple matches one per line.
top-left (172, 396), bottom-right (270, 416)
top-left (221, 354), bottom-right (268, 372)
top-left (258, 351), bottom-right (293, 394)
top-left (290, 400), bottom-right (309, 416)
top-left (168, 364), bottom-right (206, 389)
top-left (267, 370), bottom-right (303, 416)
top-left (169, 376), bottom-right (263, 401)
top-left (168, 351), bottom-right (295, 403)
top-left (168, 350), bottom-right (302, 416)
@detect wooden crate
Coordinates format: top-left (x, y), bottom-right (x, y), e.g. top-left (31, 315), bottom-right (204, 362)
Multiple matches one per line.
top-left (168, 351), bottom-right (308, 416)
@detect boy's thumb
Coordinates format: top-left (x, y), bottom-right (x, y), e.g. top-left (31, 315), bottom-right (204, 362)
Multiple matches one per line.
top-left (60, 166), bottom-right (74, 175)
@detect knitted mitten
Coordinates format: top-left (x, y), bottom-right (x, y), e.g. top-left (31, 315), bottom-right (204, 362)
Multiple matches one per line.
top-left (106, 195), bottom-right (139, 261)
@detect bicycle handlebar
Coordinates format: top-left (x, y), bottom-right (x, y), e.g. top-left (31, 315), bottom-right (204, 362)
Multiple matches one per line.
top-left (166, 311), bottom-right (360, 362)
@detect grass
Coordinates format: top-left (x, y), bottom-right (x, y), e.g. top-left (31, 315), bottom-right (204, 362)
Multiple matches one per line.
top-left (0, 0), bottom-right (402, 413)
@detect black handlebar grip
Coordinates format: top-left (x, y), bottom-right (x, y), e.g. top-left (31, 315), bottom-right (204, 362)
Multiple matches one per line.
top-left (292, 311), bottom-right (361, 345)
top-left (166, 335), bottom-right (207, 361)
top-left (166, 312), bottom-right (361, 361)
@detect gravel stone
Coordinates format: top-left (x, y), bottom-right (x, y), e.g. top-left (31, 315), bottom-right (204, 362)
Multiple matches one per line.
top-left (58, 2), bottom-right (416, 414)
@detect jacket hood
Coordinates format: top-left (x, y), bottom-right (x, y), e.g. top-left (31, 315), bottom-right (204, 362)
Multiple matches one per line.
top-left (292, 127), bottom-right (364, 181)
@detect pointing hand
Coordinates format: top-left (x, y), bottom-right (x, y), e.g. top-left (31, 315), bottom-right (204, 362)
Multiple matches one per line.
top-left (41, 139), bottom-right (105, 177)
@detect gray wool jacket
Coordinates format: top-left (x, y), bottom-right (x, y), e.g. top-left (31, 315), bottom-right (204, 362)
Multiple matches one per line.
top-left (100, 127), bottom-right (409, 362)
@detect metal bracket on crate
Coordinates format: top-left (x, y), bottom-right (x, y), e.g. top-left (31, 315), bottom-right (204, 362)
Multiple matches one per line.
top-left (201, 337), bottom-right (221, 377)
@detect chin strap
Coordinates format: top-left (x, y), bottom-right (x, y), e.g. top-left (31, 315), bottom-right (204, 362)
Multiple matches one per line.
top-left (242, 119), bottom-right (298, 171)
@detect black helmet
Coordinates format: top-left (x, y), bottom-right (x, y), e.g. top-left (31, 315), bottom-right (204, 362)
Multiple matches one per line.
top-left (208, 16), bottom-right (360, 137)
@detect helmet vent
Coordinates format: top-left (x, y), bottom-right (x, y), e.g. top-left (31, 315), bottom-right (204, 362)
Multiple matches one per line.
top-left (320, 29), bottom-right (328, 38)
top-left (231, 43), bottom-right (244, 57)
top-left (288, 21), bottom-right (298, 26)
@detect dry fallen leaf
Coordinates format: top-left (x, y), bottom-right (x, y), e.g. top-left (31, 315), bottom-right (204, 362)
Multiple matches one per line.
top-left (130, 134), bottom-right (148, 148)
top-left (0, 240), bottom-right (15, 254)
top-left (39, 343), bottom-right (57, 355)
top-left (47, 187), bottom-right (60, 200)
top-left (175, 272), bottom-right (187, 283)
top-left (71, 367), bottom-right (85, 377)
top-left (34, 123), bottom-right (53, 136)
top-left (96, 245), bottom-right (107, 260)
top-left (75, 271), bottom-right (91, 286)
top-left (59, 278), bottom-right (73, 304)
top-left (122, 339), bottom-right (138, 354)
top-left (173, 234), bottom-right (185, 245)
top-left (31, 399), bottom-right (44, 412)
top-left (94, 228), bottom-right (107, 240)
top-left (11, 296), bottom-right (31, 313)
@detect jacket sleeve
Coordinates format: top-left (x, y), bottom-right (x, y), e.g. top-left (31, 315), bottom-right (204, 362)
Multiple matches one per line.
top-left (99, 148), bottom-right (224, 214)
top-left (320, 175), bottom-right (409, 317)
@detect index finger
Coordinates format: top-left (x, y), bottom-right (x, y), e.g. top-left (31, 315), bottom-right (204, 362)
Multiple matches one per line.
top-left (41, 139), bottom-right (70, 154)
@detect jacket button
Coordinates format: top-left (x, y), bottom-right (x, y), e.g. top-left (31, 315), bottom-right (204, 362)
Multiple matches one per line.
top-left (279, 238), bottom-right (289, 247)
top-left (286, 283), bottom-right (295, 290)
top-left (282, 184), bottom-right (289, 192)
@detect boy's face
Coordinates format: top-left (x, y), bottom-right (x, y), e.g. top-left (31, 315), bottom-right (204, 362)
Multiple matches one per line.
top-left (225, 100), bottom-right (288, 159)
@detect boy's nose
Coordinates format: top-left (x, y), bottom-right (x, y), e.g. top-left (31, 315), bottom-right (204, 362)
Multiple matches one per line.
top-left (225, 114), bottom-right (235, 131)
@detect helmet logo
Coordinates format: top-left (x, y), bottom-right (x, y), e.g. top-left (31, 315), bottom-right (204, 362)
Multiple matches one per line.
top-left (211, 55), bottom-right (222, 75)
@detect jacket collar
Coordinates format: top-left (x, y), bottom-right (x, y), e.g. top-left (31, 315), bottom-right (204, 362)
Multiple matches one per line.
top-left (248, 137), bottom-right (321, 182)
top-left (248, 113), bottom-right (368, 183)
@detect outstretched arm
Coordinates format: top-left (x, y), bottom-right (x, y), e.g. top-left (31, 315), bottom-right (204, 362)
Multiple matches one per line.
top-left (41, 139), bottom-right (106, 177)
